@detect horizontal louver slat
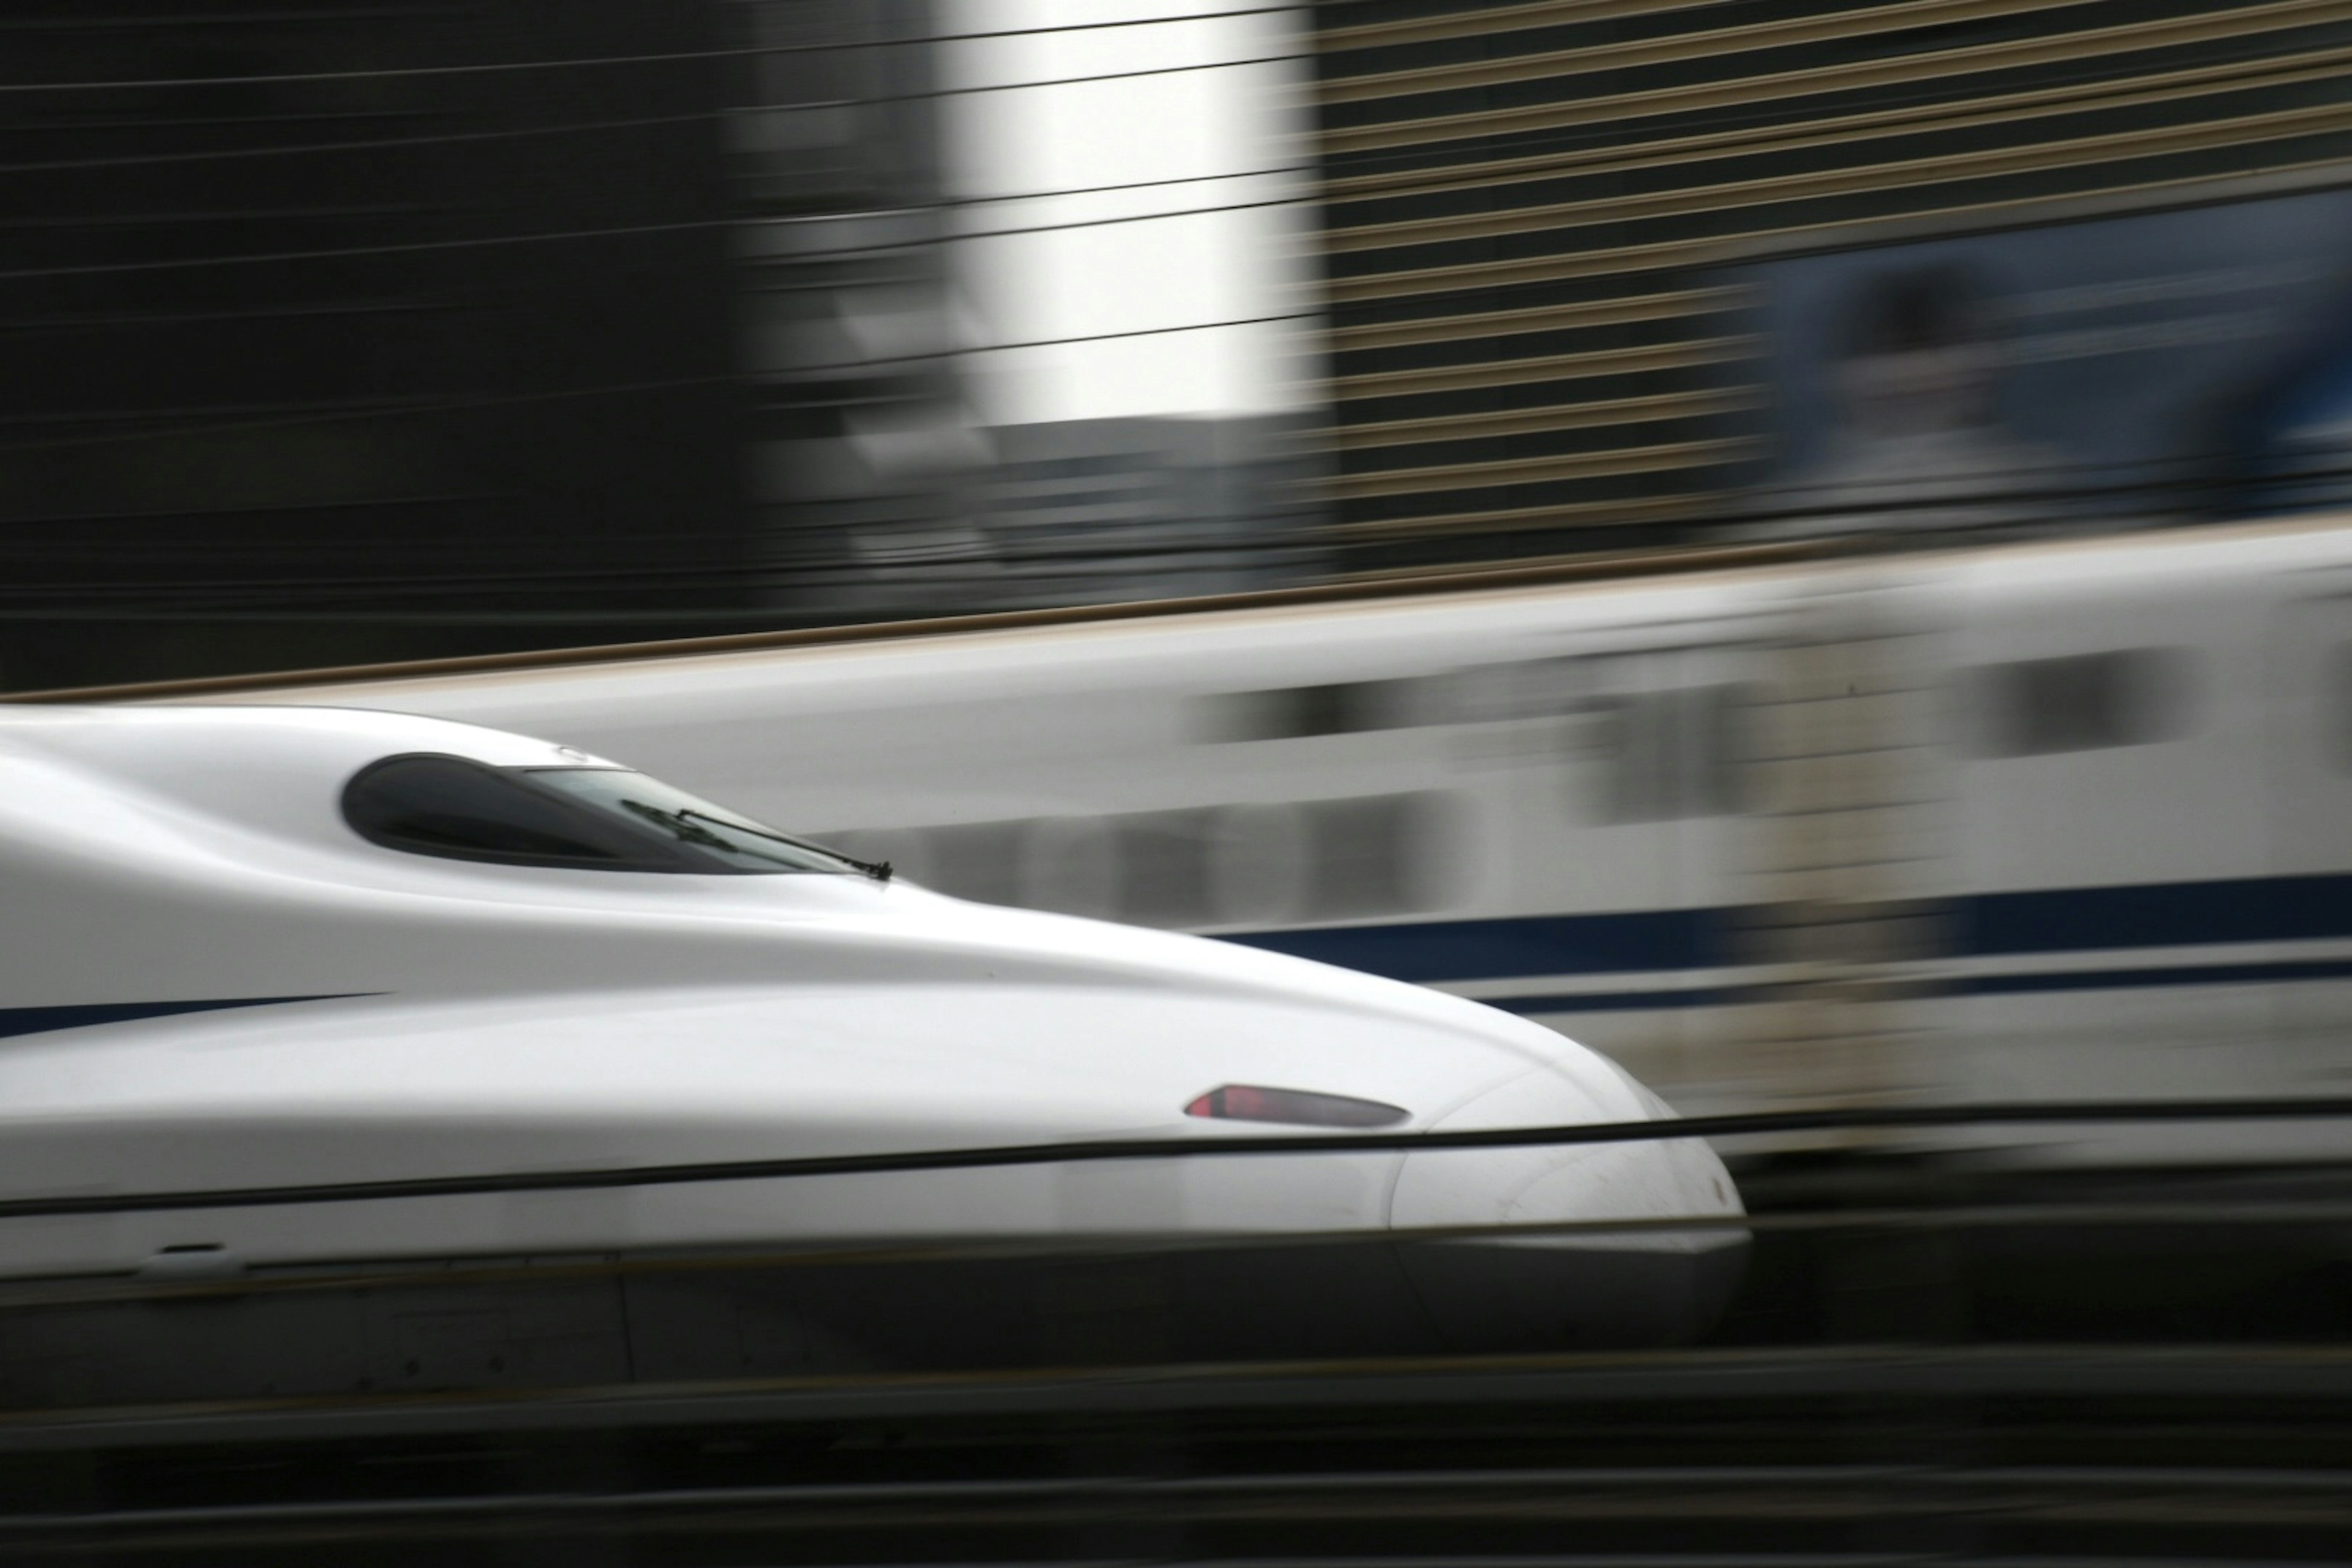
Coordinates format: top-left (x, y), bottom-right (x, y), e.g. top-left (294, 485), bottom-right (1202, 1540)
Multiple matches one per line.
top-left (1330, 290), bottom-right (1726, 346)
top-left (1329, 437), bottom-right (1753, 497)
top-left (1333, 339), bottom-right (1747, 398)
top-left (1319, 0), bottom-right (2087, 105)
top-left (1328, 389), bottom-right (1760, 447)
top-left (1318, 0), bottom-right (1709, 53)
top-left (1325, 43), bottom-right (2352, 196)
top-left (1320, 494), bottom-right (1700, 538)
top-left (1325, 86), bottom-right (2352, 251)
top-left (1328, 141), bottom-right (2352, 303)
top-left (1319, 0), bottom-right (2348, 156)
top-left (1308, 0), bottom-right (2352, 561)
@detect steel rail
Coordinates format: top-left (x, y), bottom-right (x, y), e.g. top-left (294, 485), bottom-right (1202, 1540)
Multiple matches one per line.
top-left (5, 1343), bottom-right (2350, 1451)
top-left (5, 1459), bottom-right (2346, 1531)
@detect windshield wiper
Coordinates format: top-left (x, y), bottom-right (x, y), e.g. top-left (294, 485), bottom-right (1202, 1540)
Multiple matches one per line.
top-left (618, 801), bottom-right (739, 856)
top-left (672, 807), bottom-right (894, 883)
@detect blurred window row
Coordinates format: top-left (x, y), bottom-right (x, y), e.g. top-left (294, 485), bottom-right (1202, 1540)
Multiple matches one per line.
top-left (820, 794), bottom-right (1453, 929)
top-left (1217, 646), bottom-right (2203, 825)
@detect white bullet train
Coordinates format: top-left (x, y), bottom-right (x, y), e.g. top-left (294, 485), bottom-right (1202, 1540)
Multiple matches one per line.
top-left (88, 514), bottom-right (2352, 1171)
top-left (0, 703), bottom-right (1742, 1403)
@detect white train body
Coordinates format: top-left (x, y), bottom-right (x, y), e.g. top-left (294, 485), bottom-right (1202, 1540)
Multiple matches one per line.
top-left (0, 704), bottom-right (1741, 1381)
top-left (168, 518), bottom-right (2352, 1162)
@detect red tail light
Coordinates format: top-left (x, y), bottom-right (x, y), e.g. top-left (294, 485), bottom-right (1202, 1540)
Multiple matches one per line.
top-left (1184, 1084), bottom-right (1408, 1128)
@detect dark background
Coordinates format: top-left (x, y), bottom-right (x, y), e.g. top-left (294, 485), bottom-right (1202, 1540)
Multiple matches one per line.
top-left (0, 0), bottom-right (930, 692)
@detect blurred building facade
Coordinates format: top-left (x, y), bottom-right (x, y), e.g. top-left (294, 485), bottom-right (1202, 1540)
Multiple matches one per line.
top-left (29, 2), bottom-right (2352, 688)
top-left (0, 0), bottom-right (964, 690)
top-left (728, 1), bottom-right (978, 620)
top-left (1308, 0), bottom-right (2352, 572)
top-left (971, 415), bottom-right (1322, 607)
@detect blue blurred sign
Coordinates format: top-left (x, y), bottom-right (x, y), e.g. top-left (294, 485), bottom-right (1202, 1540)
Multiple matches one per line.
top-left (1735, 183), bottom-right (2352, 529)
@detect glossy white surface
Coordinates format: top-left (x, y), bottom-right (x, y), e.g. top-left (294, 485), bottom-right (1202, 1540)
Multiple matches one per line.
top-left (0, 704), bottom-right (1740, 1280)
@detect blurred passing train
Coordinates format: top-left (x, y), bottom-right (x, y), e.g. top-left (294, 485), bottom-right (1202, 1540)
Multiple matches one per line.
top-left (96, 517), bottom-right (2352, 1159)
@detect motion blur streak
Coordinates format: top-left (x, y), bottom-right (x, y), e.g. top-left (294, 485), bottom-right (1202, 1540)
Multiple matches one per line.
top-left (7, 2), bottom-right (2352, 1561)
top-left (183, 519), bottom-right (2352, 1173)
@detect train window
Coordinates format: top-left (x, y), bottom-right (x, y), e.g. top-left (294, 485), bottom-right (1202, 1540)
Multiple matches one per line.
top-left (1213, 681), bottom-right (1408, 740)
top-left (344, 755), bottom-right (867, 875)
top-left (1117, 810), bottom-right (1219, 927)
top-left (927, 821), bottom-right (1025, 907)
top-left (1302, 794), bottom-right (1447, 919)
top-left (1976, 649), bottom-right (2185, 756)
top-left (1208, 662), bottom-right (1585, 740)
top-left (1588, 686), bottom-right (1747, 822)
top-left (1022, 817), bottom-right (1120, 918)
top-left (344, 756), bottom-right (654, 869)
top-left (2337, 644), bottom-right (2352, 772)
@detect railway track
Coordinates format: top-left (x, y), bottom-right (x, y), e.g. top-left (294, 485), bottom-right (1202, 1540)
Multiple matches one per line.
top-left (2, 1344), bottom-right (2348, 1562)
top-left (1, 1131), bottom-right (2346, 1561)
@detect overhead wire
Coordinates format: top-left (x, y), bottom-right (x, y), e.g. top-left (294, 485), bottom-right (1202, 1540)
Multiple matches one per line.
top-left (0, 460), bottom-right (2320, 609)
top-left (0, 0), bottom-right (1989, 238)
top-left (0, 307), bottom-right (1321, 455)
top-left (8, 58), bottom-right (2337, 248)
top-left (0, 43), bottom-right (1305, 102)
top-left (26, 0), bottom-right (2329, 247)
top-left (16, 7), bottom-right (2293, 198)
top-left (0, 528), bottom-right (1298, 603)
top-left (0, 184), bottom-right (1324, 283)
top-left (0, 5), bottom-right (1305, 94)
top-left (0, 4), bottom-right (1799, 612)
top-left (0, 2), bottom-right (1317, 192)
top-left (0, 109), bottom-right (1313, 205)
top-left (0, 467), bottom-right (2301, 616)
top-left (0, 544), bottom-right (1327, 614)
top-left (0, 31), bottom-right (1330, 287)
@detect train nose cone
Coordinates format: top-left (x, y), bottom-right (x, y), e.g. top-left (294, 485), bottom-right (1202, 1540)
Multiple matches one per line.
top-left (1388, 1066), bottom-right (1749, 1351)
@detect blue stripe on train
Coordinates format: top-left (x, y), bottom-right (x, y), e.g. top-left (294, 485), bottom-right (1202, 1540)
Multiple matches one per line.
top-left (1223, 907), bottom-right (1733, 982)
top-left (1964, 874), bottom-right (2352, 954)
top-left (0, 995), bottom-right (364, 1041)
top-left (1486, 987), bottom-right (1738, 1015)
top-left (17, 876), bottom-right (2352, 1040)
top-left (1468, 959), bottom-right (2352, 1020)
top-left (1960, 957), bottom-right (2352, 995)
top-left (1221, 873), bottom-right (2352, 1002)
top-left (1482, 959), bottom-right (2352, 1015)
